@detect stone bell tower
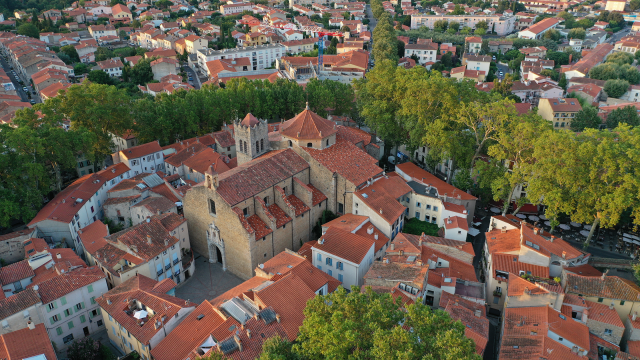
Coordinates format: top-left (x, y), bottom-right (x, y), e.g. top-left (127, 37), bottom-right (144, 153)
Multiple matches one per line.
top-left (234, 113), bottom-right (270, 165)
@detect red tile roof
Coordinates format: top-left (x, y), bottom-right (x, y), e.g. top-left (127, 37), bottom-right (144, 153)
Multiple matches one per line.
top-left (302, 139), bottom-right (382, 187)
top-left (563, 264), bottom-right (603, 277)
top-left (105, 214), bottom-right (183, 260)
top-left (566, 273), bottom-right (640, 302)
top-left (215, 149), bottom-right (309, 206)
top-left (585, 299), bottom-right (624, 328)
top-left (246, 214), bottom-right (272, 240)
top-left (0, 288), bottom-right (41, 321)
top-left (523, 17), bottom-right (559, 34)
top-left (23, 237), bottom-right (49, 256)
top-left (27, 163), bottom-right (130, 226)
top-left (314, 227), bottom-right (374, 264)
top-left (0, 323), bottom-right (57, 360)
top-left (281, 107), bottom-right (338, 140)
top-left (96, 274), bottom-right (195, 345)
top-left (440, 293), bottom-right (489, 355)
top-left (240, 113), bottom-right (260, 127)
top-left (396, 162), bottom-right (477, 200)
top-left (492, 254), bottom-right (549, 280)
top-left (120, 140), bottom-right (162, 160)
top-left (0, 260), bottom-right (34, 285)
top-left (444, 216), bottom-right (468, 231)
top-left (28, 266), bottom-right (105, 304)
top-left (354, 176), bottom-right (411, 225)
top-left (131, 196), bottom-right (176, 214)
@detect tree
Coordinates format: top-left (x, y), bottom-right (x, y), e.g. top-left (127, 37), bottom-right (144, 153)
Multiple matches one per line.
top-left (558, 73), bottom-right (567, 89)
top-left (130, 58), bottom-right (155, 85)
top-left (606, 105), bottom-right (640, 129)
top-left (604, 79), bottom-right (630, 98)
top-left (543, 29), bottom-right (561, 41)
top-left (632, 0), bottom-right (640, 11)
top-left (433, 19), bottom-right (448, 32)
top-left (607, 51), bottom-right (634, 65)
top-left (397, 39), bottom-right (405, 59)
top-left (567, 28), bottom-right (586, 40)
top-left (460, 26), bottom-right (472, 34)
top-left (474, 28), bottom-right (487, 36)
top-left (17, 23), bottom-right (39, 38)
top-left (0, 106), bottom-right (93, 227)
top-left (372, 13), bottom-right (398, 64)
top-left (492, 73), bottom-right (514, 97)
top-left (60, 45), bottom-right (80, 63)
top-left (291, 286), bottom-right (480, 360)
top-left (87, 70), bottom-right (113, 85)
top-left (449, 21), bottom-right (460, 32)
top-left (570, 106), bottom-right (602, 132)
top-left (475, 20), bottom-right (489, 30)
top-left (67, 337), bottom-right (101, 360)
top-left (527, 127), bottom-right (640, 245)
top-left (74, 63), bottom-right (90, 75)
top-left (260, 336), bottom-right (300, 360)
top-left (477, 113), bottom-right (551, 215)
top-left (451, 4), bottom-right (465, 15)
top-left (95, 47), bottom-right (114, 62)
top-left (52, 82), bottom-right (135, 166)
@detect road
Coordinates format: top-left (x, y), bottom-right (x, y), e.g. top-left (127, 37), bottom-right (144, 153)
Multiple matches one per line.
top-left (182, 65), bottom-right (201, 89)
top-left (365, 4), bottom-right (377, 64)
top-left (608, 27), bottom-right (631, 44)
top-left (0, 57), bottom-right (33, 103)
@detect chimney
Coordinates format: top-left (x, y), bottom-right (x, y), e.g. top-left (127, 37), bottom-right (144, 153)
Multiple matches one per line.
top-left (416, 260), bottom-right (423, 266)
top-left (56, 253), bottom-right (61, 259)
top-left (367, 226), bottom-right (374, 235)
top-left (374, 233), bottom-right (378, 240)
top-left (379, 208), bottom-right (383, 214)
top-left (27, 321), bottom-right (35, 330)
top-left (246, 329), bottom-right (251, 338)
top-left (107, 299), bottom-right (112, 305)
top-left (610, 303), bottom-right (615, 310)
top-left (602, 269), bottom-right (608, 280)
top-left (524, 287), bottom-right (530, 295)
top-left (501, 227), bottom-right (506, 233)
top-left (234, 335), bottom-right (242, 352)
top-left (419, 233), bottom-right (424, 246)
top-left (572, 346), bottom-right (578, 354)
top-left (62, 199), bottom-right (65, 203)
top-left (633, 312), bottom-right (637, 321)
top-left (276, 314), bottom-right (281, 323)
top-left (475, 310), bottom-right (481, 318)
top-left (550, 236), bottom-right (555, 243)
top-left (562, 251), bottom-right (566, 259)
top-left (147, 235), bottom-right (152, 244)
top-left (399, 250), bottom-right (404, 256)
top-left (582, 309), bottom-right (589, 323)
top-left (164, 239), bottom-right (169, 246)
top-left (533, 228), bottom-right (538, 235)
top-left (390, 243), bottom-right (395, 250)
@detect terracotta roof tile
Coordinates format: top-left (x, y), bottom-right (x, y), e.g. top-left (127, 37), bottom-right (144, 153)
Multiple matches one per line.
top-left (588, 333), bottom-right (619, 360)
top-left (492, 254), bottom-right (549, 280)
top-left (396, 162), bottom-right (477, 201)
top-left (440, 293), bottom-right (489, 355)
top-left (23, 237), bottom-right (48, 256)
top-left (507, 274), bottom-right (551, 296)
top-left (0, 260), bottom-right (34, 285)
top-left (267, 203), bottom-right (292, 228)
top-left (246, 214), bottom-right (273, 240)
top-left (28, 266), bottom-right (105, 304)
top-left (150, 184), bottom-right (180, 203)
top-left (355, 176), bottom-right (411, 225)
top-left (216, 149), bottom-right (309, 206)
top-left (566, 273), bottom-right (640, 302)
top-left (164, 143), bottom-right (207, 167)
top-left (444, 215), bottom-right (468, 231)
top-left (306, 183), bottom-right (327, 206)
top-left (0, 323), bottom-right (57, 360)
top-left (96, 275), bottom-right (195, 345)
top-left (131, 196), bottom-right (176, 213)
top-left (78, 220), bottom-right (109, 254)
top-left (281, 108), bottom-right (338, 140)
top-left (585, 299), bottom-right (624, 328)
top-left (104, 214), bottom-right (182, 260)
top-left (120, 141), bottom-right (162, 160)
top-left (297, 240), bottom-right (316, 262)
top-left (563, 264), bottom-right (603, 277)
top-left (0, 288), bottom-right (41, 321)
top-left (314, 227), bottom-right (374, 264)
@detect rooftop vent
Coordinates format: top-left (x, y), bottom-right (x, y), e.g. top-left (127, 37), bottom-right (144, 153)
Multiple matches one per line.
top-left (197, 314), bottom-right (205, 321)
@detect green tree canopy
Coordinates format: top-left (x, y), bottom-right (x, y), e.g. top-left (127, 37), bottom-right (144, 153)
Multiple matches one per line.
top-left (604, 79), bottom-right (630, 98)
top-left (570, 106), bottom-right (602, 132)
top-left (290, 286), bottom-right (480, 360)
top-left (606, 105), bottom-right (640, 129)
top-left (567, 28), bottom-right (586, 39)
top-left (17, 23), bottom-right (39, 38)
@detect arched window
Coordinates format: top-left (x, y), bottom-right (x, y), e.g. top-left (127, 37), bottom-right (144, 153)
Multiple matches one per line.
top-left (260, 139), bottom-right (264, 151)
top-left (288, 140), bottom-right (292, 147)
top-left (256, 141), bottom-right (259, 153)
top-left (326, 139), bottom-right (329, 146)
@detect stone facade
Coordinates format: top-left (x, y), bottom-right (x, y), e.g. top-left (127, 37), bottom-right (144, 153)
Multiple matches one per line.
top-left (234, 116), bottom-right (271, 165)
top-left (0, 230), bottom-right (35, 264)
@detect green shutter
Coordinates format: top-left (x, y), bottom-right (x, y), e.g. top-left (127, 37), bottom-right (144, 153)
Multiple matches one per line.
top-left (97, 308), bottom-right (101, 315)
top-left (56, 327), bottom-right (62, 335)
top-left (61, 297), bottom-right (67, 305)
top-left (68, 321), bottom-right (74, 329)
top-left (90, 297), bottom-right (96, 305)
top-left (88, 284), bottom-right (94, 293)
top-left (80, 315), bottom-right (86, 323)
top-left (50, 316), bottom-right (55, 325)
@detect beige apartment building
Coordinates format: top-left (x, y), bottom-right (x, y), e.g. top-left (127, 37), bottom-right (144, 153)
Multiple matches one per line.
top-left (537, 98), bottom-right (582, 129)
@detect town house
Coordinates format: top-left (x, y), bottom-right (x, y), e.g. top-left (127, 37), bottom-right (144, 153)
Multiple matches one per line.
top-left (116, 141), bottom-right (165, 175)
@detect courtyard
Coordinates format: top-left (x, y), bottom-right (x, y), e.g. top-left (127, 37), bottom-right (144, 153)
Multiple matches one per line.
top-left (175, 252), bottom-right (244, 304)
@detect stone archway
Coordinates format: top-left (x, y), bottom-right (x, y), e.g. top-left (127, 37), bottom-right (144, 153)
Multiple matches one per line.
top-left (207, 223), bottom-right (227, 271)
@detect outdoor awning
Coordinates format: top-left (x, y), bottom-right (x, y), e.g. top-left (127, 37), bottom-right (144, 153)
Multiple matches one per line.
top-left (512, 202), bottom-right (538, 215)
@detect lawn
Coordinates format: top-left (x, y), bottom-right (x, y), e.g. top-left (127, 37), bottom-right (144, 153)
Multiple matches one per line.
top-left (403, 217), bottom-right (440, 236)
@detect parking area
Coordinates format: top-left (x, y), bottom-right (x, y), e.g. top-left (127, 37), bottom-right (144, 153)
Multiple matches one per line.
top-left (175, 252), bottom-right (244, 304)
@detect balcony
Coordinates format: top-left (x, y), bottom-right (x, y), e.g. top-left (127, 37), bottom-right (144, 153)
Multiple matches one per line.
top-left (493, 290), bottom-right (502, 297)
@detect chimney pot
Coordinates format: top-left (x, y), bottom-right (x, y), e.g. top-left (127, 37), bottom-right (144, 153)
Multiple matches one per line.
top-left (276, 314), bottom-right (281, 323)
top-left (246, 329), bottom-right (251, 338)
top-left (390, 243), bottom-right (395, 250)
top-left (609, 303), bottom-right (614, 310)
top-left (633, 312), bottom-right (637, 321)
top-left (550, 236), bottom-right (555, 243)
top-left (147, 235), bottom-right (152, 244)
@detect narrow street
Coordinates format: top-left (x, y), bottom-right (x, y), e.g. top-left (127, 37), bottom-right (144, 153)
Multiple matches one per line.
top-left (0, 57), bottom-right (33, 103)
top-left (182, 64), bottom-right (202, 89)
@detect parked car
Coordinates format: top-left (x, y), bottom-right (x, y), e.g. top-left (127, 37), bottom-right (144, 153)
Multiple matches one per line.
top-left (30, 99), bottom-right (36, 104)
top-left (499, 71), bottom-right (504, 76)
top-left (22, 87), bottom-right (28, 92)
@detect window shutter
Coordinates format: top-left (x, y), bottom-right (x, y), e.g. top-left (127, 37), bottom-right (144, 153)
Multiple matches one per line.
top-left (61, 297), bottom-right (67, 306)
top-left (50, 317), bottom-right (55, 325)
top-left (88, 285), bottom-right (94, 293)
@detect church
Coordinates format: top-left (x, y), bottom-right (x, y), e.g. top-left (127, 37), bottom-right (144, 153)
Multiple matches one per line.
top-left (183, 105), bottom-right (385, 279)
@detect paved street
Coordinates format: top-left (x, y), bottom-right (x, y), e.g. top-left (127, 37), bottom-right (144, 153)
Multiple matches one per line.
top-left (183, 65), bottom-right (202, 89)
top-left (609, 27), bottom-right (631, 44)
top-left (175, 252), bottom-right (244, 304)
top-left (0, 57), bottom-right (33, 103)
